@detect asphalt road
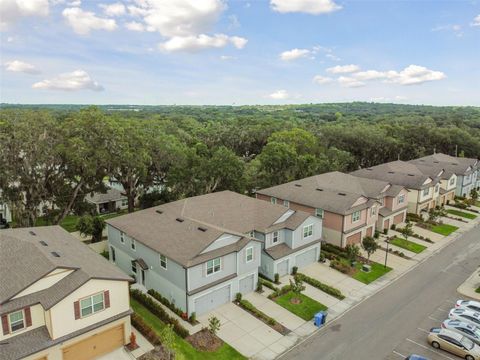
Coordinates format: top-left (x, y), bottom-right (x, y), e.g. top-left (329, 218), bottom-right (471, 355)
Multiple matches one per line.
top-left (280, 223), bottom-right (480, 360)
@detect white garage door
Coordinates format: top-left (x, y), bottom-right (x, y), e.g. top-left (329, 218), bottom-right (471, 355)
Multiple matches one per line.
top-left (295, 248), bottom-right (317, 269)
top-left (277, 259), bottom-right (289, 277)
top-left (194, 285), bottom-right (231, 315)
top-left (239, 274), bottom-right (254, 295)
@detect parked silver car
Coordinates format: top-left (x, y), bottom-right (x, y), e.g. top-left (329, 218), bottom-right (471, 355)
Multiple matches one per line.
top-left (457, 300), bottom-right (480, 313)
top-left (449, 309), bottom-right (480, 328)
top-left (442, 319), bottom-right (480, 344)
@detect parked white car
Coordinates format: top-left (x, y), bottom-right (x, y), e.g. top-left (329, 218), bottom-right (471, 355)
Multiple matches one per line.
top-left (449, 309), bottom-right (480, 328)
top-left (457, 300), bottom-right (480, 313)
top-left (442, 319), bottom-right (480, 344)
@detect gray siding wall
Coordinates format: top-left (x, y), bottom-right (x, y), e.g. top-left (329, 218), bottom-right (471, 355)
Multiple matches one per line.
top-left (187, 252), bottom-right (237, 292)
top-left (259, 252), bottom-right (275, 280)
top-left (292, 216), bottom-right (323, 248)
top-left (264, 229), bottom-right (285, 249)
top-left (284, 230), bottom-right (293, 248)
top-left (107, 225), bottom-right (187, 310)
top-left (237, 241), bottom-right (261, 275)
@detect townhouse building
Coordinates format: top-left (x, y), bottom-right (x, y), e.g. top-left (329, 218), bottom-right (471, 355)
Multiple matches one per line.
top-left (0, 226), bottom-right (132, 360)
top-left (351, 161), bottom-right (441, 215)
top-left (257, 172), bottom-right (408, 247)
top-left (106, 191), bottom-right (322, 317)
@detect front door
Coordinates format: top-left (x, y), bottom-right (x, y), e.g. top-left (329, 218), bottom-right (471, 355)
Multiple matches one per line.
top-left (141, 269), bottom-right (146, 286)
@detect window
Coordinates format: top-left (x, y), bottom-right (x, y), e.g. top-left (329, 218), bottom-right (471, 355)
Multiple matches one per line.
top-left (80, 292), bottom-right (104, 318)
top-left (131, 238), bottom-right (136, 251)
top-left (121, 199), bottom-right (128, 207)
top-left (206, 258), bottom-right (221, 275)
top-left (450, 177), bottom-right (455, 186)
top-left (110, 246), bottom-right (116, 263)
top-left (131, 262), bottom-right (137, 273)
top-left (435, 184), bottom-right (440, 193)
top-left (272, 231), bottom-right (279, 243)
top-left (283, 199), bottom-right (290, 207)
top-left (352, 211), bottom-right (361, 222)
top-left (248, 231), bottom-right (255, 238)
top-left (9, 310), bottom-right (24, 332)
top-left (315, 208), bottom-right (324, 219)
top-left (246, 247), bottom-right (253, 262)
top-left (398, 194), bottom-right (405, 204)
top-left (422, 188), bottom-right (429, 197)
top-left (160, 254), bottom-right (167, 270)
top-left (271, 197), bottom-right (277, 205)
top-left (120, 232), bottom-right (125, 243)
top-left (371, 207), bottom-right (376, 216)
top-left (303, 224), bottom-right (313, 238)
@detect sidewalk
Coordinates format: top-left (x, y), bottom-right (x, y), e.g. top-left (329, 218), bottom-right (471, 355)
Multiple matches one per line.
top-left (457, 270), bottom-right (480, 300)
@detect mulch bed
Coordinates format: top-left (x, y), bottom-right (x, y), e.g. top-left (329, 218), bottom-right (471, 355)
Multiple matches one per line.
top-left (186, 329), bottom-right (223, 352)
top-left (139, 346), bottom-right (169, 360)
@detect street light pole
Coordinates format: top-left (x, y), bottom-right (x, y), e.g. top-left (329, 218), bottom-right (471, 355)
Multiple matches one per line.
top-left (384, 239), bottom-right (389, 269)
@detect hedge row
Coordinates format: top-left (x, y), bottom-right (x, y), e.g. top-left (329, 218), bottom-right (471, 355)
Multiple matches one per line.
top-left (237, 299), bottom-right (277, 326)
top-left (295, 273), bottom-right (345, 300)
top-left (259, 278), bottom-right (279, 292)
top-left (147, 289), bottom-right (184, 318)
top-left (130, 289), bottom-right (190, 338)
top-left (268, 284), bottom-right (292, 299)
top-left (131, 313), bottom-right (160, 345)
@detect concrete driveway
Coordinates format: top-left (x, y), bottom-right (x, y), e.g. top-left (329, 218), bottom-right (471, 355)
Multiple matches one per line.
top-left (97, 347), bottom-right (132, 360)
top-left (198, 302), bottom-right (283, 358)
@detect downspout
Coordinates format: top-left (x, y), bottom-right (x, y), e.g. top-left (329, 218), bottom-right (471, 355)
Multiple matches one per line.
top-left (184, 267), bottom-right (189, 316)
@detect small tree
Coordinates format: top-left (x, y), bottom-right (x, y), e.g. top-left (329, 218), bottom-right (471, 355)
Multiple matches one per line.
top-left (76, 215), bottom-right (105, 242)
top-left (471, 189), bottom-right (479, 202)
top-left (159, 324), bottom-right (176, 359)
top-left (361, 236), bottom-right (378, 264)
top-left (345, 244), bottom-right (360, 264)
top-left (290, 276), bottom-right (305, 294)
top-left (208, 316), bottom-right (221, 335)
top-left (400, 221), bottom-right (414, 242)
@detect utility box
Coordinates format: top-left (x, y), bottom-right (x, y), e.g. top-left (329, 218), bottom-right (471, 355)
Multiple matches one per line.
top-left (314, 311), bottom-right (327, 327)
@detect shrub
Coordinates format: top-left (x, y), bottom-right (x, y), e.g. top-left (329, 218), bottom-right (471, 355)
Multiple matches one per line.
top-left (406, 213), bottom-right (423, 222)
top-left (189, 312), bottom-right (196, 324)
top-left (130, 289), bottom-right (189, 338)
top-left (291, 266), bottom-right (298, 275)
top-left (318, 252), bottom-right (326, 262)
top-left (274, 273), bottom-right (280, 284)
top-left (390, 224), bottom-right (396, 230)
top-left (256, 280), bottom-right (263, 292)
top-left (330, 260), bottom-right (351, 274)
top-left (235, 292), bottom-right (242, 302)
top-left (147, 289), bottom-right (186, 320)
top-left (383, 228), bottom-right (388, 235)
top-left (131, 313), bottom-right (160, 345)
top-left (259, 278), bottom-right (279, 291)
top-left (295, 273), bottom-right (345, 300)
top-left (238, 299), bottom-right (277, 326)
top-left (374, 230), bottom-right (380, 239)
top-left (268, 284), bottom-right (292, 299)
top-left (208, 316), bottom-right (221, 335)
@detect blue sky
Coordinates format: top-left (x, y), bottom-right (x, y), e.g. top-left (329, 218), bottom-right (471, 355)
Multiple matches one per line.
top-left (1, 0), bottom-right (479, 105)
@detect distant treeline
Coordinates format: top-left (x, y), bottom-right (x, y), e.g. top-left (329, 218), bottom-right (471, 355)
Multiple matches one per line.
top-left (0, 103), bottom-right (479, 227)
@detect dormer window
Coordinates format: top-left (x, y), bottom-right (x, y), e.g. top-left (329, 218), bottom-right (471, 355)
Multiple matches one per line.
top-left (9, 310), bottom-right (25, 332)
top-left (273, 231), bottom-right (279, 243)
top-left (315, 208), bottom-right (324, 219)
top-left (283, 199), bottom-right (290, 207)
top-left (271, 197), bottom-right (277, 205)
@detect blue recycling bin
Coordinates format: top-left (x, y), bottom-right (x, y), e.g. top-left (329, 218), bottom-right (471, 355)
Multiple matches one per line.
top-left (314, 311), bottom-right (327, 327)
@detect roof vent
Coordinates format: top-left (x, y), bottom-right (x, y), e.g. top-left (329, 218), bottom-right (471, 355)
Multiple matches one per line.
top-left (338, 193), bottom-right (346, 196)
top-left (452, 163), bottom-right (458, 165)
top-left (175, 218), bottom-right (184, 223)
top-left (39, 240), bottom-right (48, 246)
top-left (407, 174), bottom-right (415, 176)
top-left (29, 231), bottom-right (36, 236)
top-left (388, 171), bottom-right (394, 174)
top-left (315, 188), bottom-right (323, 191)
top-left (156, 210), bottom-right (163, 214)
top-left (433, 161), bottom-right (439, 163)
top-left (51, 251), bottom-right (60, 257)
top-left (198, 227), bottom-right (207, 232)
top-left (294, 184), bottom-right (302, 187)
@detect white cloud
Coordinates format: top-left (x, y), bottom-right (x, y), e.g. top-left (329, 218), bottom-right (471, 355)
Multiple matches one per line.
top-left (472, 14), bottom-right (480, 27)
top-left (327, 64), bottom-right (360, 74)
top-left (351, 70), bottom-right (386, 81)
top-left (32, 70), bottom-right (104, 91)
top-left (337, 76), bottom-right (365, 88)
top-left (268, 89), bottom-right (290, 99)
top-left (125, 21), bottom-right (145, 31)
top-left (312, 75), bottom-right (333, 84)
top-left (270, 0), bottom-right (341, 14)
top-left (132, 0), bottom-right (225, 37)
top-left (99, 2), bottom-right (126, 17)
top-left (220, 55), bottom-right (236, 60)
top-left (62, 7), bottom-right (117, 35)
top-left (432, 24), bottom-right (463, 37)
top-left (325, 53), bottom-right (340, 61)
top-left (158, 34), bottom-right (247, 52)
top-left (280, 48), bottom-right (312, 61)
top-left (0, 0), bottom-right (49, 31)
top-left (384, 65), bottom-right (446, 85)
top-left (4, 60), bottom-right (40, 74)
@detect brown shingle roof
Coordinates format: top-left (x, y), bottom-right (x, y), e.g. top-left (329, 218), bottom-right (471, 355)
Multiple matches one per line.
top-left (85, 187), bottom-right (126, 204)
top-left (410, 153), bottom-right (478, 176)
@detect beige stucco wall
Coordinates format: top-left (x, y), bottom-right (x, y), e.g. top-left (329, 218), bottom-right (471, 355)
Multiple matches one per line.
top-left (23, 316), bottom-right (131, 360)
top-left (0, 304), bottom-right (45, 341)
top-left (391, 189), bottom-right (409, 212)
top-left (13, 269), bottom-right (74, 299)
top-left (49, 279), bottom-right (130, 340)
top-left (323, 211), bottom-right (343, 231)
top-left (343, 208), bottom-right (367, 231)
top-left (322, 227), bottom-right (342, 246)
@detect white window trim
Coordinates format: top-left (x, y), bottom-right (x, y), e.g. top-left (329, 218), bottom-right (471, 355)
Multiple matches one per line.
top-left (246, 247), bottom-right (253, 263)
top-left (283, 199), bottom-right (290, 207)
top-left (303, 224), bottom-right (313, 239)
top-left (132, 262), bottom-right (137, 274)
top-left (206, 258), bottom-right (221, 276)
top-left (352, 211), bottom-right (361, 223)
top-left (79, 292), bottom-right (105, 319)
top-left (423, 188), bottom-right (429, 197)
top-left (8, 310), bottom-right (25, 333)
top-left (315, 208), bottom-right (324, 219)
top-left (120, 232), bottom-right (125, 244)
top-left (271, 197), bottom-right (277, 204)
top-left (131, 238), bottom-right (136, 251)
top-left (398, 194), bottom-right (405, 204)
top-left (160, 254), bottom-right (167, 270)
top-left (371, 207), bottom-right (376, 216)
top-left (272, 231), bottom-right (279, 243)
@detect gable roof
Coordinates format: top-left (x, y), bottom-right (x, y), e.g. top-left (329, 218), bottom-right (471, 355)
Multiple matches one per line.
top-left (351, 161), bottom-right (439, 190)
top-left (106, 191), bottom-right (312, 267)
top-left (0, 226), bottom-right (131, 313)
top-left (410, 153), bottom-right (478, 177)
top-left (257, 171), bottom-right (396, 215)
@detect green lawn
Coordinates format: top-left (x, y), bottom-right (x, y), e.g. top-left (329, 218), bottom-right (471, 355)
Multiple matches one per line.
top-left (352, 261), bottom-right (392, 284)
top-left (274, 292), bottom-right (327, 321)
top-left (131, 298), bottom-right (245, 360)
top-left (389, 237), bottom-right (427, 254)
top-left (447, 209), bottom-right (477, 220)
top-left (430, 223), bottom-right (459, 236)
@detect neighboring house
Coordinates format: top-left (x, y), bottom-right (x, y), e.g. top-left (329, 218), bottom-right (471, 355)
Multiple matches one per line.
top-left (257, 171), bottom-right (408, 247)
top-left (0, 226), bottom-right (132, 360)
top-left (86, 187), bottom-right (128, 214)
top-left (0, 201), bottom-right (12, 223)
top-left (351, 161), bottom-right (441, 215)
top-left (106, 190), bottom-right (322, 316)
top-left (410, 153), bottom-right (479, 198)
